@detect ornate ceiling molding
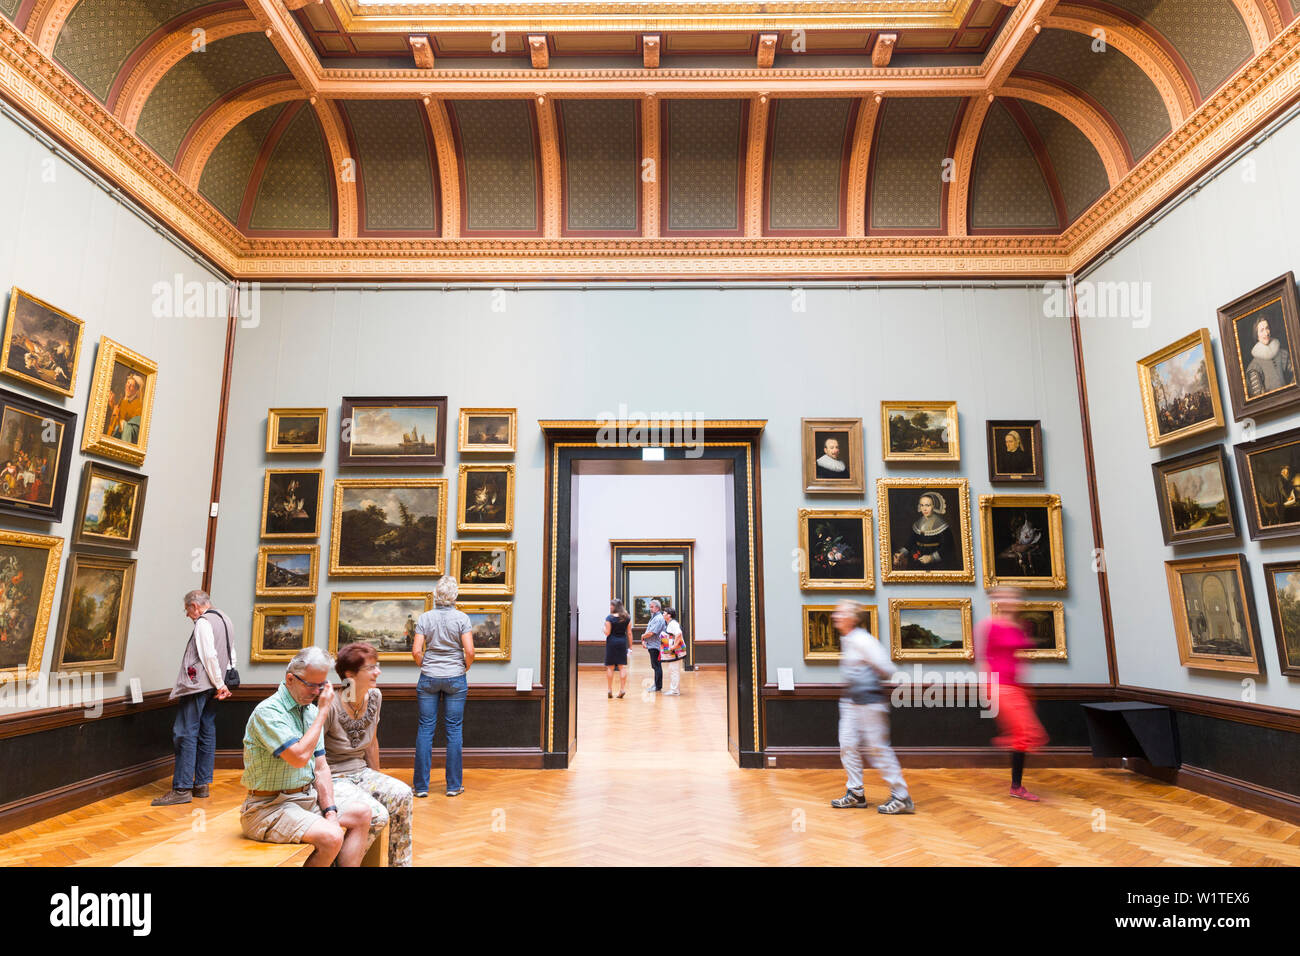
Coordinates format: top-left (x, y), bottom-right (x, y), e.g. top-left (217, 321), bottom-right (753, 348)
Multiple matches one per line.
top-left (998, 76), bottom-right (1129, 184)
top-left (641, 95), bottom-right (660, 238)
top-left (423, 96), bottom-right (459, 239)
top-left (984, 0), bottom-right (1059, 88)
top-left (948, 94), bottom-right (992, 236)
top-left (744, 94), bottom-right (768, 236)
top-left (175, 77), bottom-right (303, 187)
top-left (1231, 0), bottom-right (1275, 51)
top-left (243, 0), bottom-right (322, 93)
top-left (26, 0), bottom-right (75, 54)
top-left (535, 96), bottom-right (562, 237)
top-left (845, 94), bottom-right (878, 238)
top-left (313, 97), bottom-right (357, 238)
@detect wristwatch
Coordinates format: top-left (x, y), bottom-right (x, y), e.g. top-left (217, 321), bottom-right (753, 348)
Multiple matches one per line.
top-left (322, 804), bottom-right (338, 815)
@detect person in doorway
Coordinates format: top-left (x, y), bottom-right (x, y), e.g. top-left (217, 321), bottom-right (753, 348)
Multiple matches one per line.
top-left (603, 599), bottom-right (632, 699)
top-left (411, 576), bottom-right (474, 798)
top-left (979, 586), bottom-right (1049, 801)
top-left (643, 598), bottom-right (666, 693)
top-left (658, 607), bottom-right (686, 695)
top-left (830, 601), bottom-right (914, 815)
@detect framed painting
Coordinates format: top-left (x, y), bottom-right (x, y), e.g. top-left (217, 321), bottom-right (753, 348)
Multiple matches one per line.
top-left (260, 469), bottom-right (324, 539)
top-left (338, 396), bottom-right (447, 468)
top-left (459, 408), bottom-right (517, 454)
top-left (457, 464), bottom-right (514, 533)
top-left (0, 388), bottom-right (76, 522)
top-left (50, 552), bottom-right (136, 674)
top-left (889, 599), bottom-right (973, 661)
top-left (328, 591), bottom-right (432, 662)
top-left (255, 545), bottom-right (319, 598)
top-left (800, 418), bottom-right (864, 495)
top-left (0, 529), bottom-right (63, 679)
top-left (1232, 424), bottom-right (1300, 540)
top-left (797, 508), bottom-right (874, 590)
top-left (1262, 560), bottom-right (1300, 678)
top-left (1217, 272), bottom-right (1300, 421)
top-left (877, 478), bottom-right (974, 583)
top-left (267, 408), bottom-right (327, 454)
top-left (990, 600), bottom-right (1066, 661)
top-left (802, 603), bottom-right (878, 662)
top-left (881, 401), bottom-right (959, 463)
top-left (1135, 329), bottom-right (1225, 448)
top-left (70, 461), bottom-right (147, 551)
top-left (449, 541), bottom-right (516, 596)
top-left (986, 420), bottom-right (1044, 483)
top-left (460, 602), bottom-right (512, 662)
top-left (978, 494), bottom-right (1066, 589)
top-left (1151, 445), bottom-right (1239, 546)
top-left (2, 287), bottom-right (84, 398)
top-left (1164, 554), bottom-right (1264, 675)
top-left (330, 478), bottom-right (448, 576)
top-left (81, 337), bottom-right (157, 466)
top-left (632, 595), bottom-right (673, 626)
top-left (251, 604), bottom-right (316, 663)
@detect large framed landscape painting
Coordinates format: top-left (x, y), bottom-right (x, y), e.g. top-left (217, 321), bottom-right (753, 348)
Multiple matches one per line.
top-left (328, 592), bottom-right (432, 662)
top-left (1151, 445), bottom-right (1238, 546)
top-left (1263, 560), bottom-right (1300, 677)
top-left (0, 388), bottom-right (76, 523)
top-left (1217, 272), bottom-right (1300, 421)
top-left (881, 401), bottom-right (960, 462)
top-left (449, 541), bottom-right (516, 597)
top-left (50, 552), bottom-right (136, 674)
top-left (889, 599), bottom-right (973, 661)
top-left (460, 602), bottom-right (512, 661)
top-left (2, 287), bottom-right (84, 398)
top-left (339, 396), bottom-right (447, 468)
top-left (81, 337), bottom-right (158, 467)
top-left (797, 508), bottom-right (874, 590)
top-left (1164, 554), bottom-right (1263, 675)
top-left (330, 478), bottom-right (448, 576)
top-left (255, 545), bottom-right (319, 598)
top-left (71, 461), bottom-right (148, 551)
top-left (1233, 424), bottom-right (1300, 541)
top-left (877, 478), bottom-right (974, 584)
top-left (260, 469), bottom-right (324, 539)
top-left (0, 529), bottom-right (63, 679)
top-left (978, 494), bottom-right (1066, 589)
top-left (1135, 329), bottom-right (1224, 448)
top-left (251, 604), bottom-right (316, 663)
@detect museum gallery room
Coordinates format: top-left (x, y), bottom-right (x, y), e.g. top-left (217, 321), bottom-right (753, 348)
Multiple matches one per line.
top-left (0, 0), bottom-right (1299, 889)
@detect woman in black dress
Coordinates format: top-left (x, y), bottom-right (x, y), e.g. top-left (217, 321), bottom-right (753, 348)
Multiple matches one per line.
top-left (604, 599), bottom-right (631, 699)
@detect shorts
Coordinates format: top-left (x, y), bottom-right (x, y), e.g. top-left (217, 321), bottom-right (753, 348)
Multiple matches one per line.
top-left (240, 787), bottom-right (322, 844)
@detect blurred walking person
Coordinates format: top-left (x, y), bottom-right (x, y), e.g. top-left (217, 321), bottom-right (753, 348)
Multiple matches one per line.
top-left (979, 586), bottom-right (1049, 801)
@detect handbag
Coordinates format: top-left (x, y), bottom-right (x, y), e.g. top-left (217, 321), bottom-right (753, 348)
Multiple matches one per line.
top-left (211, 610), bottom-right (240, 690)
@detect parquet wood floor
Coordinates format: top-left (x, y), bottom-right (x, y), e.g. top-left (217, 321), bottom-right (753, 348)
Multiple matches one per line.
top-left (3, 666), bottom-right (1299, 866)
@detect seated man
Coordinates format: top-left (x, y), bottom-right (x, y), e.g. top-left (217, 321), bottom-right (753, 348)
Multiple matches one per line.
top-left (240, 646), bottom-right (371, 866)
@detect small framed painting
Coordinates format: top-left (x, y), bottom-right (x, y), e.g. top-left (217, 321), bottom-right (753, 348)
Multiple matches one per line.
top-left (255, 545), bottom-right (319, 598)
top-left (991, 600), bottom-right (1066, 661)
top-left (261, 469), bottom-right (324, 539)
top-left (986, 420), bottom-right (1043, 483)
top-left (1, 287), bottom-right (84, 398)
top-left (0, 388), bottom-right (77, 522)
top-left (51, 552), bottom-right (137, 674)
top-left (632, 595), bottom-right (673, 626)
top-left (81, 337), bottom-right (158, 467)
top-left (338, 396), bottom-right (447, 468)
top-left (802, 603), bottom-right (878, 662)
top-left (1232, 424), bottom-right (1300, 540)
top-left (251, 604), bottom-right (316, 663)
top-left (877, 478), bottom-right (974, 584)
top-left (1217, 272), bottom-right (1300, 421)
top-left (459, 408), bottom-right (517, 454)
top-left (881, 401), bottom-right (959, 463)
top-left (457, 464), bottom-right (514, 533)
top-left (449, 541), bottom-right (516, 596)
top-left (71, 461), bottom-right (148, 551)
top-left (1262, 560), bottom-right (1300, 677)
top-left (460, 602), bottom-right (512, 662)
top-left (0, 529), bottom-right (64, 680)
top-left (330, 478), bottom-right (448, 576)
top-left (1135, 329), bottom-right (1225, 448)
top-left (889, 598), bottom-right (973, 661)
top-left (978, 494), bottom-right (1066, 590)
top-left (797, 508), bottom-right (874, 590)
top-left (327, 591), bottom-right (432, 662)
top-left (1151, 445), bottom-right (1239, 546)
top-left (800, 418), bottom-right (864, 495)
top-left (1164, 553), bottom-right (1263, 675)
top-left (267, 408), bottom-right (327, 454)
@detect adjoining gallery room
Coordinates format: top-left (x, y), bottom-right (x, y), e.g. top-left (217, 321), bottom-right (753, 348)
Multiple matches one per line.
top-left (1, 0), bottom-right (1299, 924)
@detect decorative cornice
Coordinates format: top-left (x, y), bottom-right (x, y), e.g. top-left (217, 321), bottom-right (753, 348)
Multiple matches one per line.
top-left (424, 96), bottom-right (459, 239)
top-left (535, 95), bottom-right (562, 237)
top-left (642, 95), bottom-right (659, 238)
top-left (314, 97), bottom-right (357, 238)
top-left (948, 94), bottom-right (990, 236)
top-left (744, 94), bottom-right (768, 235)
top-left (845, 94), bottom-right (877, 237)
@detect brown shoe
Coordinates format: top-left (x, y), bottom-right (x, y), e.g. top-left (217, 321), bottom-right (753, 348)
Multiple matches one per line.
top-left (150, 789), bottom-right (192, 807)
top-left (192, 785), bottom-right (210, 799)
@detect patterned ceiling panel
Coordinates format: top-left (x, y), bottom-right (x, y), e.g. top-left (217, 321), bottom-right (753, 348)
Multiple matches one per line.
top-left (1, 0), bottom-right (20, 20)
top-left (557, 99), bottom-right (639, 234)
top-left (249, 103), bottom-right (333, 232)
top-left (136, 32), bottom-right (288, 165)
top-left (869, 97), bottom-right (963, 230)
top-left (1020, 100), bottom-right (1109, 223)
top-left (663, 98), bottom-right (745, 233)
top-left (970, 100), bottom-right (1058, 230)
top-left (449, 99), bottom-right (539, 233)
top-left (52, 0), bottom-right (211, 102)
top-left (766, 97), bottom-right (854, 232)
top-left (342, 100), bottom-right (438, 234)
top-left (1096, 0), bottom-right (1253, 97)
top-left (197, 101), bottom-right (287, 224)
top-left (1016, 27), bottom-right (1171, 161)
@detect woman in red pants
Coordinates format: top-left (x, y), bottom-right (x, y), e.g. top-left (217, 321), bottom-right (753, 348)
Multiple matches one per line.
top-left (979, 586), bottom-right (1049, 801)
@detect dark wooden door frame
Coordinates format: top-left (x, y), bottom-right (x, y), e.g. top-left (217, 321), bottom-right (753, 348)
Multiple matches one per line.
top-left (612, 539), bottom-right (699, 668)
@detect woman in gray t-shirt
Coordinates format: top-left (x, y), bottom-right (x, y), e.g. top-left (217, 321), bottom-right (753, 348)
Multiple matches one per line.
top-left (411, 576), bottom-right (474, 798)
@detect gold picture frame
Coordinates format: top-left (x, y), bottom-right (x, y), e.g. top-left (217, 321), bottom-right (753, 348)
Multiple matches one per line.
top-left (459, 407), bottom-right (517, 453)
top-left (889, 598), bottom-right (973, 661)
top-left (802, 603), bottom-right (878, 661)
top-left (1136, 329), bottom-right (1226, 448)
top-left (457, 463), bottom-right (515, 533)
top-left (877, 477), bottom-right (975, 583)
top-left (881, 400), bottom-right (960, 463)
top-left (0, 529), bottom-right (63, 680)
top-left (260, 469), bottom-right (325, 539)
top-left (255, 545), bottom-right (320, 598)
top-left (450, 541), bottom-right (517, 596)
top-left (992, 600), bottom-right (1067, 660)
top-left (251, 603), bottom-right (316, 663)
top-left (330, 477), bottom-right (448, 576)
top-left (327, 591), bottom-right (432, 661)
top-left (80, 336), bottom-right (158, 466)
top-left (800, 417), bottom-right (864, 495)
top-left (460, 601), bottom-right (512, 661)
top-left (266, 407), bottom-right (327, 454)
top-left (51, 551), bottom-right (137, 674)
top-left (1164, 553), bottom-right (1264, 675)
top-left (978, 493), bottom-right (1067, 589)
top-left (2, 287), bottom-right (84, 398)
top-left (798, 508), bottom-right (874, 590)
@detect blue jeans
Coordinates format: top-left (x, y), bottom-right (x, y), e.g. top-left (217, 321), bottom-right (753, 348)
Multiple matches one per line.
top-left (414, 673), bottom-right (468, 793)
top-left (171, 690), bottom-right (217, 790)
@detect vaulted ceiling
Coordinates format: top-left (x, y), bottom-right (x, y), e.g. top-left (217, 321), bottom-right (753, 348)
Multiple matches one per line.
top-left (1, 0), bottom-right (1297, 277)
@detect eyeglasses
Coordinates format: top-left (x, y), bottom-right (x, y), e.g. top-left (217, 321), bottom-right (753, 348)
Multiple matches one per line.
top-left (289, 672), bottom-right (330, 691)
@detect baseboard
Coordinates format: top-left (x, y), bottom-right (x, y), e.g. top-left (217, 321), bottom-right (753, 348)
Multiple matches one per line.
top-left (762, 746), bottom-right (1114, 769)
top-left (212, 748), bottom-right (546, 770)
top-left (1126, 758), bottom-right (1300, 825)
top-left (0, 755), bottom-right (171, 834)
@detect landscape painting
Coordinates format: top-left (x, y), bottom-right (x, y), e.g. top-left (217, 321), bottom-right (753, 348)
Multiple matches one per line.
top-left (881, 402), bottom-right (959, 462)
top-left (256, 545), bottom-right (319, 598)
top-left (633, 595), bottom-right (673, 626)
top-left (339, 397), bottom-right (448, 467)
top-left (329, 478), bottom-right (447, 575)
top-left (52, 554), bottom-right (136, 674)
top-left (459, 408), bottom-right (517, 453)
top-left (2, 287), bottom-right (83, 398)
top-left (251, 604), bottom-right (315, 662)
top-left (267, 408), bottom-right (327, 454)
top-left (329, 592), bottom-right (431, 661)
top-left (1152, 446), bottom-right (1238, 546)
top-left (0, 530), bottom-right (63, 678)
top-left (889, 599), bottom-right (973, 661)
top-left (460, 603), bottom-right (512, 661)
top-left (72, 462), bottom-right (147, 551)
top-left (1263, 561), bottom-right (1300, 677)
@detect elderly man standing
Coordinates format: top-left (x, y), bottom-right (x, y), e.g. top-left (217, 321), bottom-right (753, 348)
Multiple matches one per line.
top-left (240, 647), bottom-right (371, 866)
top-left (152, 589), bottom-right (235, 807)
top-left (643, 598), bottom-right (666, 693)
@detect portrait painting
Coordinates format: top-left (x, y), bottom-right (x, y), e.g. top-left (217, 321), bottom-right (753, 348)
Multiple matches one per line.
top-left (1218, 272), bottom-right (1300, 420)
top-left (889, 599), bottom-right (973, 661)
top-left (986, 420), bottom-right (1043, 483)
top-left (800, 418), bottom-right (864, 494)
top-left (1135, 329), bottom-right (1224, 448)
top-left (51, 553), bottom-right (136, 674)
top-left (255, 545), bottom-right (319, 598)
top-left (633, 595), bottom-right (673, 627)
top-left (0, 389), bottom-right (76, 522)
top-left (877, 478), bottom-right (974, 583)
top-left (1164, 554), bottom-right (1263, 675)
top-left (802, 604), bottom-right (878, 662)
top-left (338, 397), bottom-right (448, 467)
top-left (1232, 425), bottom-right (1300, 540)
top-left (797, 508), bottom-right (873, 590)
top-left (992, 600), bottom-right (1066, 660)
top-left (459, 602), bottom-right (512, 661)
top-left (328, 592), bottom-right (432, 661)
top-left (267, 408), bottom-right (327, 454)
top-left (81, 337), bottom-right (157, 467)
top-left (881, 401), bottom-right (959, 463)
top-left (457, 464), bottom-right (515, 533)
top-left (459, 408), bottom-right (517, 453)
top-left (1151, 445), bottom-right (1238, 546)
top-left (1262, 561), bottom-right (1300, 677)
top-left (71, 461), bottom-right (148, 551)
top-left (0, 530), bottom-right (63, 679)
top-left (260, 469), bottom-right (323, 539)
top-left (978, 494), bottom-right (1066, 589)
top-left (251, 604), bottom-right (315, 663)
top-left (450, 541), bottom-right (516, 596)
top-left (1, 287), bottom-right (84, 398)
top-left (329, 478), bottom-right (448, 576)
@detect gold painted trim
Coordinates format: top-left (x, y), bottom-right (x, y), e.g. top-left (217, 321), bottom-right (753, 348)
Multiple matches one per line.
top-left (450, 540), bottom-right (517, 597)
top-left (458, 407), bottom-right (518, 453)
top-left (1135, 328), bottom-right (1226, 449)
top-left (1, 286), bottom-right (84, 398)
top-left (880, 400), bottom-right (960, 463)
top-left (802, 602), bottom-right (878, 661)
top-left (261, 468), bottom-right (326, 539)
top-left (255, 544), bottom-right (321, 598)
top-left (877, 477), bottom-right (976, 583)
top-left (457, 463), bottom-right (516, 534)
top-left (0, 529), bottom-right (63, 680)
top-left (327, 590), bottom-right (432, 661)
top-left (80, 336), bottom-right (158, 467)
top-left (888, 597), bottom-right (974, 660)
top-left (329, 477), bottom-right (449, 575)
top-left (978, 493), bottom-right (1066, 589)
top-left (51, 552), bottom-right (136, 675)
top-left (460, 601), bottom-right (513, 662)
top-left (266, 407), bottom-right (328, 454)
top-left (251, 603), bottom-right (317, 663)
top-left (798, 507), bottom-right (875, 590)
top-left (995, 599), bottom-right (1067, 660)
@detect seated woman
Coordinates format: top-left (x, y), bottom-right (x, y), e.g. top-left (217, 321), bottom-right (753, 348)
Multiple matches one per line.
top-left (324, 641), bottom-right (414, 867)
